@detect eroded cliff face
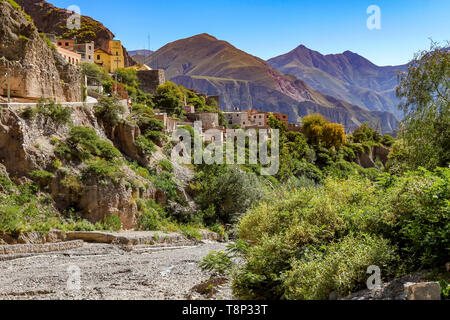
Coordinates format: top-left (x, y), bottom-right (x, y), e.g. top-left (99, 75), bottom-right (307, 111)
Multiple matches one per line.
top-left (0, 105), bottom-right (157, 230)
top-left (15, 0), bottom-right (135, 67)
top-left (0, 0), bottom-right (81, 102)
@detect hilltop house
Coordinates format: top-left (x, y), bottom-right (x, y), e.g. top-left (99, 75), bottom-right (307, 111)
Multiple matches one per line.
top-left (95, 39), bottom-right (125, 73)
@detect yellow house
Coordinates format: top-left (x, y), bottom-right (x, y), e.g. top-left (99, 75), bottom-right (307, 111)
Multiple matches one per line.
top-left (94, 39), bottom-right (125, 73)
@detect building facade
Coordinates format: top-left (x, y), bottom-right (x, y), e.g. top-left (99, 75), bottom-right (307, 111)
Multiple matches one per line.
top-left (74, 41), bottom-right (95, 63)
top-left (94, 40), bottom-right (125, 73)
top-left (56, 46), bottom-right (81, 66)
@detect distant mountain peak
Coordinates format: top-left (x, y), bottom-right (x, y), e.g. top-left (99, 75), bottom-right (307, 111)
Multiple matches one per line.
top-left (268, 44), bottom-right (408, 119)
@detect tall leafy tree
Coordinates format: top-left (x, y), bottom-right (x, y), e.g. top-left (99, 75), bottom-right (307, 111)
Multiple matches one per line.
top-left (396, 41), bottom-right (450, 169)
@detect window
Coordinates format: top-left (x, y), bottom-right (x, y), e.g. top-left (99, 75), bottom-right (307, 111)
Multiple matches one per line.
top-left (97, 55), bottom-right (100, 60)
top-left (58, 42), bottom-right (62, 46)
top-left (65, 42), bottom-right (69, 46)
top-left (89, 46), bottom-right (91, 50)
top-left (88, 55), bottom-right (91, 60)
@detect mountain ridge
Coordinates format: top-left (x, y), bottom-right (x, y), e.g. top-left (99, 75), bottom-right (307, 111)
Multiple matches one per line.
top-left (145, 33), bottom-right (398, 133)
top-left (268, 44), bottom-right (407, 118)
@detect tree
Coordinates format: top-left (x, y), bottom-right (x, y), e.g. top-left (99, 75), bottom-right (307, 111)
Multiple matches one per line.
top-left (115, 68), bottom-right (140, 89)
top-left (396, 41), bottom-right (450, 169)
top-left (302, 114), bottom-right (327, 145)
top-left (80, 62), bottom-right (110, 86)
top-left (321, 123), bottom-right (346, 149)
top-left (153, 82), bottom-right (184, 117)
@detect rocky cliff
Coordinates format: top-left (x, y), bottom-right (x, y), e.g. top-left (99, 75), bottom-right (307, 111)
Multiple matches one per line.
top-left (14, 0), bottom-right (135, 67)
top-left (0, 104), bottom-right (157, 229)
top-left (0, 0), bottom-right (81, 102)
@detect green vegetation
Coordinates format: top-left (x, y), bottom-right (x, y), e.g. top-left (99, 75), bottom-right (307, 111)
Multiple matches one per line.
top-left (395, 41), bottom-right (450, 171)
top-left (94, 97), bottom-right (125, 127)
top-left (19, 99), bottom-right (73, 124)
top-left (56, 126), bottom-right (120, 162)
top-left (197, 43), bottom-right (449, 300)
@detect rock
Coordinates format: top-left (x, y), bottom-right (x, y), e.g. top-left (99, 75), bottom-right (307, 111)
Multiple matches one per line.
top-left (0, 240), bottom-right (84, 255)
top-left (0, 0), bottom-right (81, 102)
top-left (15, 0), bottom-right (135, 67)
top-left (404, 282), bottom-right (441, 300)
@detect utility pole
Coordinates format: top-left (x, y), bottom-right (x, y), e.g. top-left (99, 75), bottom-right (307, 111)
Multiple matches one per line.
top-left (6, 69), bottom-right (11, 104)
top-left (114, 71), bottom-right (118, 95)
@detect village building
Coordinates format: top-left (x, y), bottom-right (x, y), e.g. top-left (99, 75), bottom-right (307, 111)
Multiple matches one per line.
top-left (56, 39), bottom-right (75, 51)
top-left (223, 109), bottom-right (250, 128)
top-left (74, 41), bottom-right (95, 63)
top-left (94, 39), bottom-right (125, 73)
top-left (187, 112), bottom-right (219, 130)
top-left (137, 69), bottom-right (166, 95)
top-left (56, 46), bottom-right (81, 66)
top-left (154, 113), bottom-right (178, 133)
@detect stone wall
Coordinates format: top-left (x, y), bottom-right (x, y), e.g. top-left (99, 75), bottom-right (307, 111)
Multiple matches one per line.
top-left (137, 69), bottom-right (166, 95)
top-left (187, 113), bottom-right (219, 130)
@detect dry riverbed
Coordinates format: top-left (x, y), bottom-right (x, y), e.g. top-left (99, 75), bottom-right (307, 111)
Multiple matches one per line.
top-left (0, 241), bottom-right (231, 300)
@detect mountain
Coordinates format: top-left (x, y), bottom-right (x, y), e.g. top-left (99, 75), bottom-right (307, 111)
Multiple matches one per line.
top-left (268, 45), bottom-right (407, 118)
top-left (130, 49), bottom-right (153, 64)
top-left (144, 34), bottom-right (398, 133)
top-left (15, 0), bottom-right (135, 67)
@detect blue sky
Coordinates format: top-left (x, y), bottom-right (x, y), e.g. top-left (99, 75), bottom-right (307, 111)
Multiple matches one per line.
top-left (51, 0), bottom-right (449, 66)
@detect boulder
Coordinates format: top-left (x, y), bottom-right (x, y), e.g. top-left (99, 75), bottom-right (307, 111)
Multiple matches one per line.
top-left (404, 282), bottom-right (441, 300)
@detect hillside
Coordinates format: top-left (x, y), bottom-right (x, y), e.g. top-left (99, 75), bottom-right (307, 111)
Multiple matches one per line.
top-left (268, 45), bottom-right (407, 118)
top-left (0, 0), bottom-right (81, 102)
top-left (15, 0), bottom-right (135, 67)
top-left (130, 49), bottom-right (153, 64)
top-left (144, 34), bottom-right (398, 133)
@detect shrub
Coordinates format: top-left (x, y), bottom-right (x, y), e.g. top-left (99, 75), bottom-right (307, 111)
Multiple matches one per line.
top-left (94, 97), bottom-right (125, 127)
top-left (159, 159), bottom-right (173, 172)
top-left (137, 199), bottom-right (166, 231)
top-left (383, 167), bottom-right (450, 269)
top-left (281, 234), bottom-right (398, 300)
top-left (61, 126), bottom-right (120, 161)
top-left (97, 214), bottom-right (122, 232)
top-left (20, 106), bottom-right (37, 120)
top-left (83, 159), bottom-right (124, 183)
top-left (195, 166), bottom-right (262, 225)
top-left (30, 170), bottom-right (55, 187)
top-left (135, 135), bottom-right (156, 156)
top-left (37, 99), bottom-right (72, 124)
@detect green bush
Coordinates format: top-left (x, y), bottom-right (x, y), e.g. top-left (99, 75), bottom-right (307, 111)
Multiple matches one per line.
top-left (135, 135), bottom-right (156, 156)
top-left (94, 97), bottom-right (125, 127)
top-left (20, 106), bottom-right (37, 120)
top-left (281, 234), bottom-right (397, 300)
top-left (137, 199), bottom-right (166, 231)
top-left (83, 159), bottom-right (124, 183)
top-left (382, 167), bottom-right (450, 269)
top-left (59, 126), bottom-right (120, 161)
top-left (159, 159), bottom-right (173, 172)
top-left (37, 99), bottom-right (72, 124)
top-left (194, 165), bottom-right (262, 225)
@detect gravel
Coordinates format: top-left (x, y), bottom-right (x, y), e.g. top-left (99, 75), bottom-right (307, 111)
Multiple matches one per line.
top-left (0, 241), bottom-right (232, 300)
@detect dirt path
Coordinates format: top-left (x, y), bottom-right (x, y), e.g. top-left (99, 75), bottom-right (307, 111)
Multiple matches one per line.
top-left (0, 241), bottom-right (230, 300)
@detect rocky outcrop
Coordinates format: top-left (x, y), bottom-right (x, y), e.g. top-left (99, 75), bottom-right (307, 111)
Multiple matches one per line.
top-left (356, 145), bottom-right (391, 168)
top-left (0, 0), bottom-right (81, 102)
top-left (15, 0), bottom-right (135, 67)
